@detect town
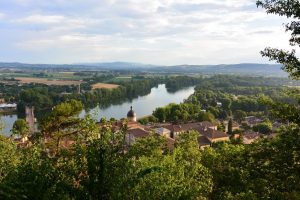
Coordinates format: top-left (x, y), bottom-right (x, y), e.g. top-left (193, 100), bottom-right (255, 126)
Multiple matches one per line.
top-left (113, 106), bottom-right (280, 150)
top-left (14, 105), bottom-right (283, 151)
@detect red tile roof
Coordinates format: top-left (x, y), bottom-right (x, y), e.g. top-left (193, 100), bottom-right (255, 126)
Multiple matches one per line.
top-left (203, 129), bottom-right (229, 139)
top-left (198, 136), bottom-right (211, 146)
top-left (127, 128), bottom-right (149, 138)
top-left (163, 124), bottom-right (182, 132)
top-left (243, 131), bottom-right (262, 140)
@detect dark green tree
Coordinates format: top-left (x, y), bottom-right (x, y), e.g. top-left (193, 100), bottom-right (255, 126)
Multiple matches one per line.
top-left (257, 0), bottom-right (300, 80)
top-left (40, 99), bottom-right (83, 154)
top-left (234, 110), bottom-right (246, 123)
top-left (11, 119), bottom-right (29, 140)
top-left (253, 121), bottom-right (272, 134)
top-left (257, 0), bottom-right (300, 125)
top-left (197, 111), bottom-right (215, 122)
top-left (228, 118), bottom-right (233, 135)
top-left (153, 107), bottom-right (166, 123)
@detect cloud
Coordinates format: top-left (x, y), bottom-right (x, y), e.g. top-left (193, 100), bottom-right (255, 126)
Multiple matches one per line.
top-left (0, 12), bottom-right (5, 19)
top-left (15, 14), bottom-right (66, 24)
top-left (0, 0), bottom-right (292, 65)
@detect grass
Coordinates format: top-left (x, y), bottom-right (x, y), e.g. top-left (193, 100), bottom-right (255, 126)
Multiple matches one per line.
top-left (91, 83), bottom-right (120, 90)
top-left (15, 77), bottom-right (81, 86)
top-left (109, 76), bottom-right (132, 83)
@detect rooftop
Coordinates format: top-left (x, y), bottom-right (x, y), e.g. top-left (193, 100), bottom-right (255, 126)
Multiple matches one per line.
top-left (128, 128), bottom-right (149, 138)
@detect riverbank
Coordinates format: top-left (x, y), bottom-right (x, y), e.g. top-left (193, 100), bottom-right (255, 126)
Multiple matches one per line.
top-left (0, 110), bottom-right (17, 115)
top-left (1, 84), bottom-right (195, 136)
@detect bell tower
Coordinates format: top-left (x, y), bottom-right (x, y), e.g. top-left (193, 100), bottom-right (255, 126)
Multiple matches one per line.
top-left (127, 106), bottom-right (137, 122)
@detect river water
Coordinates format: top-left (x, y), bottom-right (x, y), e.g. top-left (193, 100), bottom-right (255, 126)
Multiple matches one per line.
top-left (1, 84), bottom-right (195, 136)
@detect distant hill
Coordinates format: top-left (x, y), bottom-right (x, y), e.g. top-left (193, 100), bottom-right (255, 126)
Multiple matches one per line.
top-left (76, 62), bottom-right (157, 69)
top-left (0, 62), bottom-right (286, 77)
top-left (0, 62), bottom-right (158, 71)
top-left (151, 63), bottom-right (287, 77)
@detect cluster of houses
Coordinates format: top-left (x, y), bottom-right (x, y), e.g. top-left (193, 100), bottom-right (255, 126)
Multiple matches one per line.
top-left (107, 107), bottom-right (280, 150)
top-left (14, 106), bottom-right (281, 151)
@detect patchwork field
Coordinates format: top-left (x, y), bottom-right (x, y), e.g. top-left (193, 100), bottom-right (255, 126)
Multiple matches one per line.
top-left (15, 77), bottom-right (81, 85)
top-left (91, 83), bottom-right (120, 90)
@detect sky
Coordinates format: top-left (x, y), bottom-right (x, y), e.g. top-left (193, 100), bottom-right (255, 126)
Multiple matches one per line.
top-left (0, 0), bottom-right (294, 65)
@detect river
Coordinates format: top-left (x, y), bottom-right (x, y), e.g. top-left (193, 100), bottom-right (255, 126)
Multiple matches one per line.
top-left (1, 84), bottom-right (195, 136)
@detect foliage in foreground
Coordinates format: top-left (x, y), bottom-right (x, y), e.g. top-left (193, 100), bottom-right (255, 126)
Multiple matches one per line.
top-left (0, 119), bottom-right (214, 199)
top-left (0, 106), bottom-right (299, 200)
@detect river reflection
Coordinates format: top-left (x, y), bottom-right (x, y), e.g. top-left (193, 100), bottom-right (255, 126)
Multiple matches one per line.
top-left (80, 84), bottom-right (195, 120)
top-left (1, 84), bottom-right (195, 136)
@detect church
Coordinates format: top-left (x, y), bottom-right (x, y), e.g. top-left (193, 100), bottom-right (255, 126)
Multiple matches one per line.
top-left (108, 106), bottom-right (230, 150)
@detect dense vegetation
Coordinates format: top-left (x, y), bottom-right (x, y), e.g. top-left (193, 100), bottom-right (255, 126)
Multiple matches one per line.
top-left (0, 99), bottom-right (299, 199)
top-left (165, 76), bottom-right (203, 92)
top-left (140, 76), bottom-right (299, 125)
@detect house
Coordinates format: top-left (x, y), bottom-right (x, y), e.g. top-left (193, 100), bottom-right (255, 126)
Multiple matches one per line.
top-left (198, 121), bottom-right (218, 130)
top-left (202, 129), bottom-right (230, 143)
top-left (162, 121), bottom-right (229, 146)
top-left (244, 116), bottom-right (263, 127)
top-left (198, 136), bottom-right (211, 149)
top-left (163, 124), bottom-right (182, 138)
top-left (242, 131), bottom-right (262, 144)
top-left (126, 128), bottom-right (150, 145)
top-left (162, 121), bottom-right (218, 138)
top-left (107, 108), bottom-right (229, 151)
top-left (155, 127), bottom-right (171, 138)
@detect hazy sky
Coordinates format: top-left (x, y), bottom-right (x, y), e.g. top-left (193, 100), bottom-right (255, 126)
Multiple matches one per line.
top-left (0, 0), bottom-right (293, 65)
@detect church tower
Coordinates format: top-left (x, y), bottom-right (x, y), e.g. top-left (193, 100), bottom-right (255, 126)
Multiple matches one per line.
top-left (127, 106), bottom-right (137, 122)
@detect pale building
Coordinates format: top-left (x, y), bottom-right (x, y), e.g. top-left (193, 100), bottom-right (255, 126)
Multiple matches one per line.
top-left (155, 127), bottom-right (171, 138)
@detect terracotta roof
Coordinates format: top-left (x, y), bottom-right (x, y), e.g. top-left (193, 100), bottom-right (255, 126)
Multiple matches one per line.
top-left (127, 128), bottom-right (149, 138)
top-left (163, 122), bottom-right (219, 135)
top-left (127, 121), bottom-right (144, 130)
top-left (180, 123), bottom-right (202, 131)
top-left (163, 124), bottom-right (182, 132)
top-left (243, 131), bottom-right (262, 140)
top-left (198, 136), bottom-right (211, 146)
top-left (203, 129), bottom-right (229, 139)
top-left (198, 121), bottom-right (216, 127)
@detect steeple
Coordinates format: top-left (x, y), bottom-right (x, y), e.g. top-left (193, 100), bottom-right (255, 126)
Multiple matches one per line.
top-left (127, 106), bottom-right (137, 122)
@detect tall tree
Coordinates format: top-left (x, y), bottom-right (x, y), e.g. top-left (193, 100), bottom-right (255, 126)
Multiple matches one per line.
top-left (228, 118), bottom-right (233, 135)
top-left (257, 0), bottom-right (300, 126)
top-left (40, 99), bottom-right (83, 154)
top-left (257, 0), bottom-right (300, 79)
top-left (11, 119), bottom-right (29, 141)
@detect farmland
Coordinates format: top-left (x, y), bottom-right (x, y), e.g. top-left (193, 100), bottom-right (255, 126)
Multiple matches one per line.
top-left (91, 83), bottom-right (120, 90)
top-left (15, 77), bottom-right (81, 86)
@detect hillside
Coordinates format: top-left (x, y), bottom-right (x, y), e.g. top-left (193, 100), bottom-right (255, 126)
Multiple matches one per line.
top-left (0, 62), bottom-right (286, 77)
